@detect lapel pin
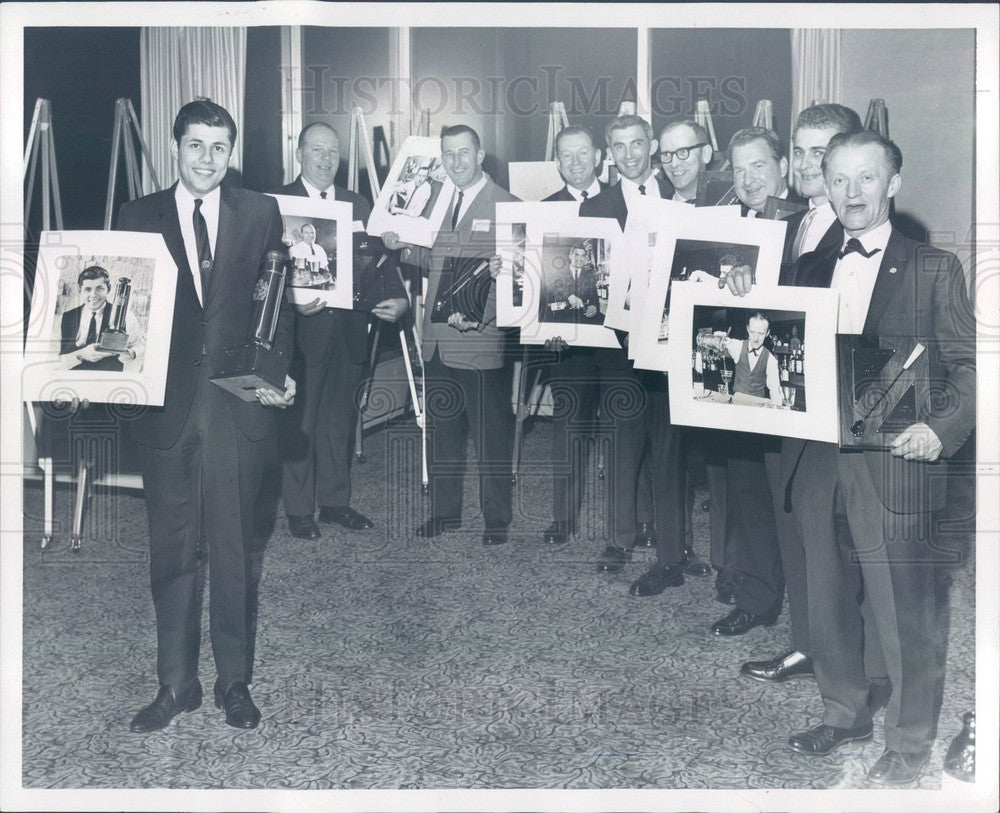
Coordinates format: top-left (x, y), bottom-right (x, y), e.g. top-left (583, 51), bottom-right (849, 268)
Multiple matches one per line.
top-left (889, 267), bottom-right (898, 274)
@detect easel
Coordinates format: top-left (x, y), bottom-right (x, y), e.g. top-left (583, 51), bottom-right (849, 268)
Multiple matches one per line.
top-left (864, 99), bottom-right (889, 136)
top-left (103, 98), bottom-right (161, 229)
top-left (24, 98), bottom-right (64, 232)
top-left (348, 106), bottom-right (426, 489)
top-left (751, 99), bottom-right (774, 130)
top-left (693, 95), bottom-right (721, 154)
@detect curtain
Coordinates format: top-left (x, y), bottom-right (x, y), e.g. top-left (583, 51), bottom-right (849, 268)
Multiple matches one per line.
top-left (790, 29), bottom-right (842, 122)
top-left (140, 27), bottom-right (246, 194)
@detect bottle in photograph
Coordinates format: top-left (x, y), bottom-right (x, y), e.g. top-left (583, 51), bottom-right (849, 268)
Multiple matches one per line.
top-left (693, 349), bottom-right (705, 396)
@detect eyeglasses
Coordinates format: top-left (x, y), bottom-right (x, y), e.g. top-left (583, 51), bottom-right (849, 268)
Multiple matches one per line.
top-left (659, 142), bottom-right (709, 162)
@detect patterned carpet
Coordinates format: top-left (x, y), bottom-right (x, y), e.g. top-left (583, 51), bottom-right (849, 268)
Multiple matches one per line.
top-left (21, 416), bottom-right (975, 791)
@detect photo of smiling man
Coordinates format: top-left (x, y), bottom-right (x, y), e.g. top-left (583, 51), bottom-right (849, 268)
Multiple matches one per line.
top-left (657, 120), bottom-right (714, 204)
top-left (728, 126), bottom-right (807, 217)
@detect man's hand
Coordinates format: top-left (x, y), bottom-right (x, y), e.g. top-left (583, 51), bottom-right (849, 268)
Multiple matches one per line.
top-left (488, 254), bottom-right (502, 280)
top-left (117, 348), bottom-right (137, 363)
top-left (53, 395), bottom-right (90, 413)
top-left (372, 297), bottom-right (409, 323)
top-left (890, 422), bottom-right (943, 462)
top-left (544, 336), bottom-right (569, 353)
top-left (719, 264), bottom-right (754, 297)
top-left (294, 298), bottom-right (325, 316)
top-left (256, 375), bottom-right (296, 408)
top-left (447, 312), bottom-right (479, 332)
top-left (381, 231), bottom-right (403, 251)
top-left (76, 344), bottom-right (117, 364)
top-left (584, 305), bottom-right (598, 319)
top-left (567, 294), bottom-right (584, 309)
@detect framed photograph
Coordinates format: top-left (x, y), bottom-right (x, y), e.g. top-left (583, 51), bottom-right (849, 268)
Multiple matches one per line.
top-left (495, 201), bottom-right (578, 331)
top-left (520, 214), bottom-right (623, 348)
top-left (695, 169), bottom-right (740, 207)
top-left (603, 198), bottom-right (741, 336)
top-left (366, 135), bottom-right (453, 248)
top-left (507, 161), bottom-right (564, 201)
top-left (632, 215), bottom-right (788, 371)
top-left (837, 334), bottom-right (929, 450)
top-left (22, 230), bottom-right (178, 406)
top-left (665, 281), bottom-right (840, 442)
top-left (269, 194), bottom-right (354, 310)
top-left (762, 195), bottom-right (808, 220)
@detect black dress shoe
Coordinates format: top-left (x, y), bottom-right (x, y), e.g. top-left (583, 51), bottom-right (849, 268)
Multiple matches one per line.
top-left (711, 597), bottom-right (782, 636)
top-left (633, 522), bottom-right (656, 548)
top-left (542, 520), bottom-right (573, 545)
top-left (415, 517), bottom-right (461, 538)
top-left (318, 505), bottom-right (374, 530)
top-left (944, 712), bottom-right (975, 782)
top-left (867, 748), bottom-right (930, 784)
top-left (596, 545), bottom-right (632, 573)
top-left (629, 563), bottom-right (684, 596)
top-left (740, 649), bottom-right (814, 682)
top-left (214, 680), bottom-right (261, 729)
top-left (129, 680), bottom-right (202, 732)
top-left (788, 722), bottom-right (873, 756)
top-left (681, 547), bottom-right (711, 577)
top-left (287, 514), bottom-right (321, 540)
top-left (482, 526), bottom-right (509, 546)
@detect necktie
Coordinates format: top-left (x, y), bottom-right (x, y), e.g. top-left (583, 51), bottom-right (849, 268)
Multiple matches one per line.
top-left (450, 190), bottom-right (464, 231)
top-left (310, 244), bottom-right (315, 256)
top-left (638, 184), bottom-right (647, 196)
top-left (581, 190), bottom-right (589, 200)
top-left (85, 311), bottom-right (98, 345)
top-left (193, 198), bottom-right (213, 300)
top-left (792, 207), bottom-right (817, 260)
top-left (320, 190), bottom-right (328, 199)
top-left (838, 237), bottom-right (881, 260)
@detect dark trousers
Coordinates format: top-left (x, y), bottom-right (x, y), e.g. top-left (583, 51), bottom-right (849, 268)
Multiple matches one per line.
top-left (792, 443), bottom-right (950, 754)
top-left (280, 328), bottom-right (366, 517)
top-left (546, 349), bottom-right (599, 525)
top-left (693, 429), bottom-right (731, 570)
top-left (598, 366), bottom-right (646, 549)
top-left (646, 384), bottom-right (686, 566)
top-left (425, 350), bottom-right (513, 528)
top-left (725, 432), bottom-right (784, 614)
top-left (138, 363), bottom-right (267, 689)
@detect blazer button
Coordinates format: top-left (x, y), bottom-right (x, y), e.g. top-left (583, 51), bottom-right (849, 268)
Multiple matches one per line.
top-left (194, 359), bottom-right (200, 367)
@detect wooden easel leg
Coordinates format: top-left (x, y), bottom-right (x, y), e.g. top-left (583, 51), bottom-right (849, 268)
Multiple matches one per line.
top-left (40, 457), bottom-right (53, 549)
top-left (354, 322), bottom-right (383, 463)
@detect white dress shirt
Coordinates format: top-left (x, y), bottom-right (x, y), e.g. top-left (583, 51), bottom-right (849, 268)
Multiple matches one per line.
top-left (175, 184), bottom-right (221, 306)
top-left (565, 179), bottom-right (603, 202)
top-left (620, 171), bottom-right (662, 209)
top-left (449, 173), bottom-right (488, 228)
top-left (75, 303), bottom-right (108, 347)
top-left (795, 198), bottom-right (838, 257)
top-left (831, 220), bottom-right (892, 334)
top-left (301, 177), bottom-right (335, 199)
top-left (724, 337), bottom-right (783, 405)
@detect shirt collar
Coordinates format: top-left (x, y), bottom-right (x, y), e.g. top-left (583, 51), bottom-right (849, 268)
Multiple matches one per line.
top-left (842, 219), bottom-right (892, 254)
top-left (455, 172), bottom-right (488, 201)
top-left (620, 171), bottom-right (658, 195)
top-left (175, 182), bottom-right (221, 212)
top-left (301, 177), bottom-right (334, 199)
top-left (567, 179), bottom-right (602, 201)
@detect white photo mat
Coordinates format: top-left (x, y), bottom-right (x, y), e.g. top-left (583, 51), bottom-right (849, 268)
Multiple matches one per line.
top-left (633, 215), bottom-right (788, 371)
top-left (507, 161), bottom-right (565, 202)
top-left (269, 194), bottom-right (354, 309)
top-left (22, 230), bottom-right (178, 406)
top-left (666, 281), bottom-right (840, 442)
top-left (366, 135), bottom-right (453, 248)
top-left (495, 201), bottom-right (579, 334)
top-left (521, 213), bottom-right (623, 349)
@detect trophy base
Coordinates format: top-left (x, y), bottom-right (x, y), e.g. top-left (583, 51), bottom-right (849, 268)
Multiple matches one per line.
top-left (95, 331), bottom-right (129, 353)
top-left (210, 344), bottom-right (288, 402)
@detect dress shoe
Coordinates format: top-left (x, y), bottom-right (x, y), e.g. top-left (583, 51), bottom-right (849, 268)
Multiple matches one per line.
top-left (482, 526), bottom-right (509, 546)
top-left (287, 514), bottom-right (321, 540)
top-left (542, 520), bottom-right (573, 545)
top-left (596, 545), bottom-right (632, 573)
top-left (214, 680), bottom-right (261, 729)
top-left (740, 649), bottom-right (814, 683)
top-left (866, 748), bottom-right (929, 784)
top-left (629, 563), bottom-right (684, 596)
top-left (318, 505), bottom-right (374, 530)
top-left (415, 517), bottom-right (461, 538)
top-left (710, 597), bottom-right (782, 636)
top-left (788, 722), bottom-right (873, 756)
top-left (129, 680), bottom-right (202, 732)
top-left (681, 546), bottom-right (711, 577)
top-left (633, 522), bottom-right (656, 548)
top-left (943, 712), bottom-right (975, 782)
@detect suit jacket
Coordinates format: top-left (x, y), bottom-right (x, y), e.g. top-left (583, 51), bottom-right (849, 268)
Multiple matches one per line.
top-left (419, 174), bottom-right (519, 370)
top-left (540, 264), bottom-right (602, 324)
top-left (579, 173), bottom-right (674, 368)
top-left (59, 304), bottom-right (123, 371)
top-left (778, 205), bottom-right (843, 284)
top-left (542, 180), bottom-right (609, 203)
top-left (739, 187), bottom-right (808, 218)
top-left (277, 177), bottom-right (406, 368)
top-left (117, 183), bottom-right (291, 449)
top-left (780, 227), bottom-right (976, 515)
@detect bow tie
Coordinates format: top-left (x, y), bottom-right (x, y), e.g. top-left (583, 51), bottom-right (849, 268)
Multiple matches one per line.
top-left (838, 237), bottom-right (881, 260)
top-left (749, 347), bottom-right (760, 357)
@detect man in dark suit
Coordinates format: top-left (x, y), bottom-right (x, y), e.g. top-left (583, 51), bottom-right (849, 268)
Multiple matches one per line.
top-left (539, 242), bottom-right (602, 324)
top-left (59, 265), bottom-right (133, 372)
top-left (730, 126), bottom-right (808, 217)
top-left (741, 103), bottom-right (863, 683)
top-left (117, 100), bottom-right (295, 733)
top-left (781, 131), bottom-right (975, 784)
top-left (276, 122), bottom-right (408, 540)
top-left (383, 125), bottom-right (518, 546)
top-left (578, 114), bottom-right (700, 594)
top-left (657, 119), bottom-right (713, 204)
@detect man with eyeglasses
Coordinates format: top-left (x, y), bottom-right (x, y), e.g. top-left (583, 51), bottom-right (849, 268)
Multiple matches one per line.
top-left (657, 120), bottom-right (713, 203)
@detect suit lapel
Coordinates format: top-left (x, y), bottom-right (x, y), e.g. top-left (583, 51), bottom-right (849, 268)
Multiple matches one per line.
top-left (795, 239), bottom-right (840, 288)
top-left (862, 228), bottom-right (907, 334)
top-left (156, 185), bottom-right (203, 310)
top-left (206, 185), bottom-right (238, 311)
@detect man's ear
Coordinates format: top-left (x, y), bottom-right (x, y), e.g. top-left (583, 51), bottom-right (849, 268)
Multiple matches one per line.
top-left (169, 139), bottom-right (179, 162)
top-left (887, 173), bottom-right (901, 199)
top-left (648, 138), bottom-right (659, 157)
top-left (779, 156), bottom-right (789, 179)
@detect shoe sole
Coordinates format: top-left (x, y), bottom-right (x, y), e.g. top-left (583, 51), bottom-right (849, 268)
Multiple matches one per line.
top-left (788, 731), bottom-right (873, 756)
top-left (740, 669), bottom-right (814, 683)
top-left (129, 692), bottom-right (202, 733)
top-left (214, 690), bottom-right (260, 729)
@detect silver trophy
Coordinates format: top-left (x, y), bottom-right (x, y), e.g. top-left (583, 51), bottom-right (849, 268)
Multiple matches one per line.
top-left (94, 277), bottom-right (131, 352)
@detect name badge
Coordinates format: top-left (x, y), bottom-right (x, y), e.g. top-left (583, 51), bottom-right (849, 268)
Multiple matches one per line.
top-left (472, 219), bottom-right (491, 232)
top-left (352, 220), bottom-right (365, 232)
